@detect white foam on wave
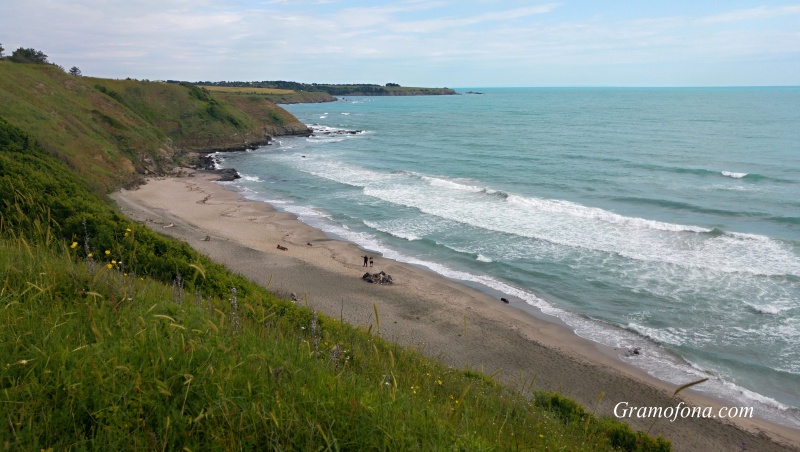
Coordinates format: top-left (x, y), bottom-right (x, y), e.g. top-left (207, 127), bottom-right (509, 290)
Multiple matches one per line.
top-left (626, 322), bottom-right (686, 346)
top-left (722, 171), bottom-right (748, 179)
top-left (228, 182), bottom-right (800, 428)
top-left (746, 302), bottom-right (795, 315)
top-left (422, 175), bottom-right (484, 193)
top-left (239, 175), bottom-right (262, 182)
top-left (266, 154), bottom-right (800, 277)
top-left (363, 220), bottom-right (421, 241)
top-left (363, 184), bottom-right (800, 277)
top-left (307, 136), bottom-right (346, 144)
top-left (208, 152), bottom-right (223, 170)
top-left (505, 194), bottom-right (708, 233)
top-left (476, 254), bottom-right (493, 263)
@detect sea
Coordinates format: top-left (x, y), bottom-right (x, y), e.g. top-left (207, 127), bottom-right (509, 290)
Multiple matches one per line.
top-left (213, 87), bottom-right (800, 428)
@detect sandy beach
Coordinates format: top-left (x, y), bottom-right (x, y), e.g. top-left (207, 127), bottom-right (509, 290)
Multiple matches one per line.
top-left (111, 170), bottom-right (800, 451)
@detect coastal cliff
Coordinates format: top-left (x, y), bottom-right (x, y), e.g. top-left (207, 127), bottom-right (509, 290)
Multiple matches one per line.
top-left (0, 61), bottom-right (310, 192)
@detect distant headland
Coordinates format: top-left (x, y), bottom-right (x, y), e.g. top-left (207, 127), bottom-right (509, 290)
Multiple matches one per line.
top-left (169, 80), bottom-right (458, 103)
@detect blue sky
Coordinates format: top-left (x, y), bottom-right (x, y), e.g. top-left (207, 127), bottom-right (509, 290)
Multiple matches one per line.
top-left (1, 0), bottom-right (799, 86)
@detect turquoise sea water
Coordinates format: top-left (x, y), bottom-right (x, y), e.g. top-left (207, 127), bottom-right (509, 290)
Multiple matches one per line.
top-left (215, 88), bottom-right (800, 428)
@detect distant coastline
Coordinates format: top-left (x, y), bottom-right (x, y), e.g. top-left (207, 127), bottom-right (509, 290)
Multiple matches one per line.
top-left (185, 80), bottom-right (458, 102)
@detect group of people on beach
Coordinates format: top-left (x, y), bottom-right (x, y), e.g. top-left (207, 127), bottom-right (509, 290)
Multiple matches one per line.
top-left (361, 255), bottom-right (373, 267)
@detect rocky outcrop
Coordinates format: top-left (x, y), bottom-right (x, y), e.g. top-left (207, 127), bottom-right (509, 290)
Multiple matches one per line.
top-left (362, 271), bottom-right (393, 284)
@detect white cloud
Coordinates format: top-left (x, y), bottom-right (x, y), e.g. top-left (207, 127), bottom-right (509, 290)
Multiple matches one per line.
top-left (701, 5), bottom-right (800, 24)
top-left (1, 0), bottom-right (798, 85)
top-left (389, 4), bottom-right (559, 33)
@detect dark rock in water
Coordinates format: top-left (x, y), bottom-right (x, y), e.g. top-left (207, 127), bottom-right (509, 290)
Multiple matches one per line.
top-left (213, 168), bottom-right (240, 181)
top-left (196, 154), bottom-right (218, 171)
top-left (625, 347), bottom-right (641, 357)
top-left (310, 127), bottom-right (363, 136)
top-left (362, 271), bottom-right (393, 284)
top-left (195, 154), bottom-right (240, 181)
top-left (501, 297), bottom-right (509, 303)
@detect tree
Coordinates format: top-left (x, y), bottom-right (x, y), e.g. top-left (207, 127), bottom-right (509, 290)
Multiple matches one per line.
top-left (0, 43), bottom-right (5, 58)
top-left (10, 47), bottom-right (49, 64)
top-left (69, 66), bottom-right (82, 76)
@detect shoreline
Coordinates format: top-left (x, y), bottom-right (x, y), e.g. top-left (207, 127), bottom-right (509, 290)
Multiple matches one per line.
top-left (111, 170), bottom-right (800, 451)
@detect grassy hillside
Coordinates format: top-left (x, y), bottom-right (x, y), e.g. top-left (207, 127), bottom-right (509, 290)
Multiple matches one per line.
top-left (203, 85), bottom-right (337, 104)
top-left (0, 61), bottom-right (309, 193)
top-left (0, 101), bottom-right (671, 449)
top-left (196, 80), bottom-right (458, 99)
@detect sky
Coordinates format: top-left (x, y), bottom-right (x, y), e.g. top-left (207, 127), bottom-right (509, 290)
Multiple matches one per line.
top-left (1, 0), bottom-right (799, 87)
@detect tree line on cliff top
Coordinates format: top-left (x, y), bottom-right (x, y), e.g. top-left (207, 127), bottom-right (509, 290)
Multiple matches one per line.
top-left (183, 80), bottom-right (456, 96)
top-left (1, 43), bottom-right (82, 76)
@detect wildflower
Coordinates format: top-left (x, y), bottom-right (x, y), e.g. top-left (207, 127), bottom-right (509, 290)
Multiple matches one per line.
top-left (126, 228), bottom-right (131, 232)
top-left (124, 232), bottom-right (129, 237)
top-left (437, 379), bottom-right (443, 386)
top-left (112, 260), bottom-right (117, 265)
top-left (230, 287), bottom-right (239, 334)
top-left (331, 344), bottom-right (341, 370)
top-left (105, 250), bottom-right (110, 255)
top-left (311, 310), bottom-right (318, 353)
top-left (87, 253), bottom-right (93, 258)
top-left (107, 263), bottom-right (113, 269)
top-left (70, 242), bottom-right (78, 249)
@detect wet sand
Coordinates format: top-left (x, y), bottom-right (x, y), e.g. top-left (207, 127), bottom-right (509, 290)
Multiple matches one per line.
top-left (111, 170), bottom-right (800, 451)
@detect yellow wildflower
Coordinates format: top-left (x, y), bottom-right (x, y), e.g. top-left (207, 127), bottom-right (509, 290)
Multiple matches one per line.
top-left (105, 250), bottom-right (110, 255)
top-left (70, 242), bottom-right (78, 249)
top-left (107, 263), bottom-right (113, 269)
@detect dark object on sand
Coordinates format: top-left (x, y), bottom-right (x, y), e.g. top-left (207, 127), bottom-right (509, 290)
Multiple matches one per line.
top-left (362, 271), bottom-right (393, 285)
top-left (277, 244), bottom-right (288, 251)
top-left (501, 297), bottom-right (509, 303)
top-left (626, 347), bottom-right (641, 357)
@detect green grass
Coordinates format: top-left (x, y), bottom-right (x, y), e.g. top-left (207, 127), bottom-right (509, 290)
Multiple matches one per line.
top-left (213, 89), bottom-right (337, 105)
top-left (0, 61), bottom-right (308, 193)
top-left (0, 236), bottom-right (667, 451)
top-left (204, 86), bottom-right (297, 95)
top-left (1, 95), bottom-right (671, 450)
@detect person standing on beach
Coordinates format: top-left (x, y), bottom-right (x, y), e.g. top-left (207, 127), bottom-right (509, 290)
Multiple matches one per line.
top-left (363, 255), bottom-right (369, 267)
top-left (369, 257), bottom-right (374, 267)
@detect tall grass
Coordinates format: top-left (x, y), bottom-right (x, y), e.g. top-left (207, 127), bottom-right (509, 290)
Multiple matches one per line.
top-left (0, 61), bottom-right (308, 193)
top-left (0, 237), bottom-right (670, 450)
top-left (1, 118), bottom-right (670, 450)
